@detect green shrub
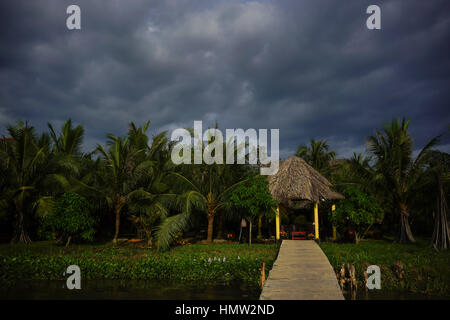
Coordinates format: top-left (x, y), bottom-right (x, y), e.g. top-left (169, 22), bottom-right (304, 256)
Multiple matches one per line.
top-left (330, 186), bottom-right (384, 243)
top-left (41, 193), bottom-right (95, 245)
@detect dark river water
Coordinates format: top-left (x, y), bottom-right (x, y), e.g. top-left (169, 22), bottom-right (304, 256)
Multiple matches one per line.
top-left (1, 280), bottom-right (447, 300)
top-left (0, 279), bottom-right (261, 300)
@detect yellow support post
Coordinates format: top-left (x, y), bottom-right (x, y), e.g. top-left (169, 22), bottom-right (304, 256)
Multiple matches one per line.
top-left (276, 205), bottom-right (280, 240)
top-left (314, 202), bottom-right (319, 239)
top-left (332, 204), bottom-right (336, 241)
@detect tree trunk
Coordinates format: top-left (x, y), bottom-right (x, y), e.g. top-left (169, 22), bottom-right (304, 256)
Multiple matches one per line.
top-left (238, 221), bottom-right (243, 243)
top-left (11, 210), bottom-right (31, 244)
top-left (432, 173), bottom-right (450, 250)
top-left (65, 235), bottom-right (72, 247)
top-left (397, 203), bottom-right (415, 243)
top-left (113, 200), bottom-right (122, 244)
top-left (207, 214), bottom-right (214, 243)
top-left (112, 195), bottom-right (126, 244)
top-left (216, 214), bottom-right (224, 239)
top-left (258, 215), bottom-right (262, 239)
top-left (249, 219), bottom-right (252, 247)
top-left (355, 232), bottom-right (360, 245)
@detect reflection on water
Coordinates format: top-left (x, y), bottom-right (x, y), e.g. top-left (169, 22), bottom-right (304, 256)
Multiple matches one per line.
top-left (0, 279), bottom-right (261, 300)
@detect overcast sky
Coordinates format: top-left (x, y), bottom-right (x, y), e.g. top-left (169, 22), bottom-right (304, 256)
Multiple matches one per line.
top-left (1, 0), bottom-right (449, 158)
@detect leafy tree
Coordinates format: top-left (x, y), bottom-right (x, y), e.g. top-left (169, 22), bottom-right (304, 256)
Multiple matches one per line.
top-left (367, 118), bottom-right (440, 243)
top-left (41, 192), bottom-right (95, 246)
top-left (330, 186), bottom-right (384, 244)
top-left (230, 175), bottom-right (276, 245)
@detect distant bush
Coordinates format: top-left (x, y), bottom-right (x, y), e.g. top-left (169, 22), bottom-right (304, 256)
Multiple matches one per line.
top-left (41, 193), bottom-right (95, 245)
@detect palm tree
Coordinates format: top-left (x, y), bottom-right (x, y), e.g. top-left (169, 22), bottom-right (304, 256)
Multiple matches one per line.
top-left (0, 121), bottom-right (54, 243)
top-left (153, 124), bottom-right (252, 249)
top-left (46, 119), bottom-right (86, 191)
top-left (96, 134), bottom-right (138, 243)
top-left (367, 118), bottom-right (440, 243)
top-left (95, 122), bottom-right (174, 244)
top-left (296, 139), bottom-right (336, 174)
top-left (155, 157), bottom-right (249, 249)
top-left (154, 170), bottom-right (243, 249)
top-left (127, 126), bottom-right (178, 245)
top-left (48, 119), bottom-right (84, 157)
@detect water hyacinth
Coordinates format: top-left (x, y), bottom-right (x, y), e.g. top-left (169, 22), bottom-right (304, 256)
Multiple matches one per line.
top-left (223, 257), bottom-right (226, 262)
top-left (238, 256), bottom-right (240, 260)
top-left (208, 258), bottom-right (212, 263)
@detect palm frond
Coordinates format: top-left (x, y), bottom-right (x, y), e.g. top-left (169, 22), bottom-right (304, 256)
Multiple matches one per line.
top-left (154, 211), bottom-right (191, 250)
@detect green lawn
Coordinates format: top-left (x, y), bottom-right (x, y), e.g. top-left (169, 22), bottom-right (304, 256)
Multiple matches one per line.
top-left (0, 241), bottom-right (280, 287)
top-left (319, 238), bottom-right (450, 296)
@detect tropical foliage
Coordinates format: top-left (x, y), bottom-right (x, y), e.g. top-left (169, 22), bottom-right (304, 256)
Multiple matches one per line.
top-left (296, 138), bottom-right (336, 176)
top-left (230, 175), bottom-right (276, 243)
top-left (40, 192), bottom-right (95, 246)
top-left (366, 119), bottom-right (440, 243)
top-left (0, 117), bottom-right (448, 253)
top-left (330, 186), bottom-right (384, 244)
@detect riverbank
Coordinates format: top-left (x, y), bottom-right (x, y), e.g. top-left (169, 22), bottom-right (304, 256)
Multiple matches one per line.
top-left (0, 241), bottom-right (280, 288)
top-left (319, 238), bottom-right (450, 297)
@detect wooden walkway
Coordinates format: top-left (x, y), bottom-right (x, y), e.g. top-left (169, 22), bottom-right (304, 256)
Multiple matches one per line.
top-left (260, 240), bottom-right (344, 300)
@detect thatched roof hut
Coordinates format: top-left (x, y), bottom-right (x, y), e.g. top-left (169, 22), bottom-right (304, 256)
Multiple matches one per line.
top-left (269, 156), bottom-right (343, 206)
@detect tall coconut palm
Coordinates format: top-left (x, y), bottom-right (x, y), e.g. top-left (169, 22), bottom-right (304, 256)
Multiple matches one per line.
top-left (296, 139), bottom-right (336, 175)
top-left (0, 121), bottom-right (54, 243)
top-left (95, 121), bottom-right (174, 244)
top-left (367, 118), bottom-right (440, 243)
top-left (155, 126), bottom-right (254, 249)
top-left (46, 119), bottom-right (85, 192)
top-left (96, 134), bottom-right (137, 243)
top-left (127, 127), bottom-right (179, 245)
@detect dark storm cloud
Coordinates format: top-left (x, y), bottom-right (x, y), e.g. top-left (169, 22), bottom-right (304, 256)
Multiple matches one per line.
top-left (0, 0), bottom-right (449, 157)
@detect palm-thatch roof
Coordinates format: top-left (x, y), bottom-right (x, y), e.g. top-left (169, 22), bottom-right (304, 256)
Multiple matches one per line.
top-left (268, 156), bottom-right (343, 206)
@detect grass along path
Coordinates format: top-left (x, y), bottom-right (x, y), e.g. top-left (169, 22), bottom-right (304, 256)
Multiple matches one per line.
top-left (319, 238), bottom-right (450, 296)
